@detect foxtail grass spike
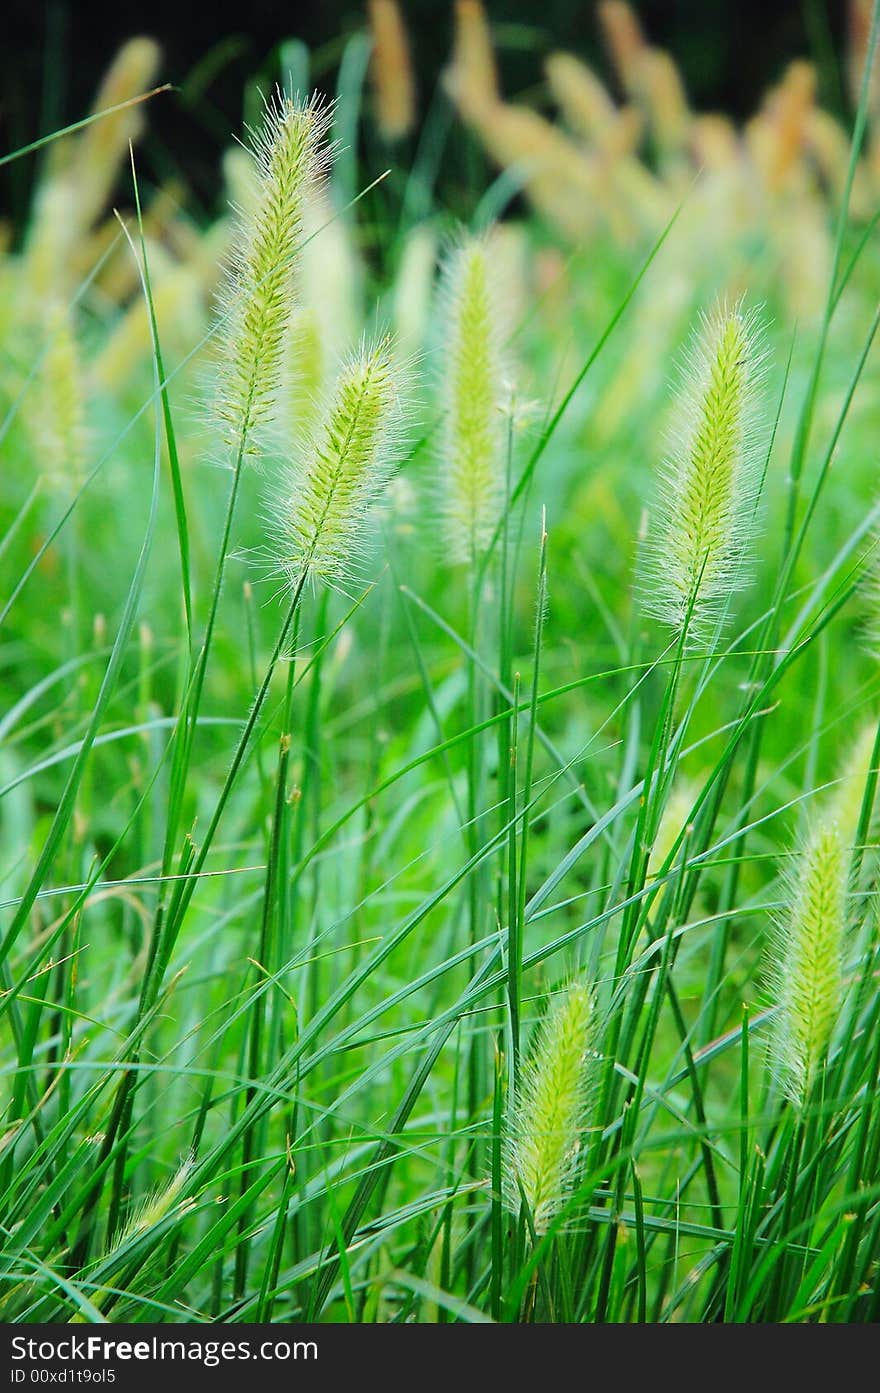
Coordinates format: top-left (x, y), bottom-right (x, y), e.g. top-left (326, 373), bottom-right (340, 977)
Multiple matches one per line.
top-left (28, 304), bottom-right (87, 492)
top-left (279, 306), bottom-right (324, 447)
top-left (300, 189), bottom-right (364, 361)
top-left (70, 39), bottom-right (163, 228)
top-left (274, 189), bottom-right (364, 446)
top-left (598, 1), bottom-right (646, 94)
top-left (545, 52), bottom-right (620, 143)
top-left (769, 819), bottom-right (846, 1109)
top-left (643, 300), bottom-right (763, 635)
top-left (830, 721), bottom-right (877, 856)
top-left (271, 336), bottom-right (403, 588)
top-left (216, 92), bottom-right (331, 457)
top-left (24, 39), bottom-right (162, 301)
top-left (634, 48), bottom-right (691, 160)
top-left (445, 0), bottom-right (500, 119)
top-left (70, 1155), bottom-right (196, 1320)
top-left (368, 0), bottom-right (417, 142)
top-left (115, 1154), bottom-right (195, 1250)
top-left (92, 266), bottom-right (203, 390)
top-left (438, 233), bottom-right (507, 566)
top-left (392, 224), bottom-right (437, 353)
top-left (503, 981), bottom-right (595, 1233)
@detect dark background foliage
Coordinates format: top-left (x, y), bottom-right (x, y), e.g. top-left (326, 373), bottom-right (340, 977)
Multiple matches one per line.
top-left (1, 0), bottom-right (848, 225)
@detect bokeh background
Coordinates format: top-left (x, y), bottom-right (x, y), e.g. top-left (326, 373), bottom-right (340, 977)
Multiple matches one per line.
top-left (1, 0), bottom-right (849, 227)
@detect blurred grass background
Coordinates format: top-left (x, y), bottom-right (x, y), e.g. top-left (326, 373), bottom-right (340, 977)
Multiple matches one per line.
top-left (0, 1), bottom-right (847, 230)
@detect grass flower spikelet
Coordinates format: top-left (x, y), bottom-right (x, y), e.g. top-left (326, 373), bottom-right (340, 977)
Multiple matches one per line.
top-left (273, 336), bottom-right (402, 587)
top-left (217, 92), bottom-right (330, 456)
top-left (830, 721), bottom-right (878, 857)
top-left (770, 819), bottom-right (846, 1109)
top-left (24, 39), bottom-right (161, 300)
top-left (115, 1154), bottom-right (195, 1249)
top-left (439, 233), bottom-right (506, 566)
top-left (368, 0), bottom-right (417, 142)
top-left (643, 300), bottom-right (763, 634)
top-left (504, 980), bottom-right (595, 1233)
top-left (29, 304), bottom-right (86, 492)
top-left (280, 306), bottom-right (325, 447)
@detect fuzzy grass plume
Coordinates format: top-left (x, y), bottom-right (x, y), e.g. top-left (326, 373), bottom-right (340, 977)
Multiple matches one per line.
top-left (546, 51), bottom-right (640, 153)
top-left (504, 981), bottom-right (595, 1234)
top-left (274, 190), bottom-right (364, 450)
top-left (368, 0), bottom-right (417, 142)
top-left (68, 1155), bottom-right (195, 1322)
top-left (25, 38), bottom-right (162, 300)
top-left (67, 38), bottom-right (163, 230)
top-left (643, 300), bottom-right (763, 635)
top-left (830, 720), bottom-right (878, 857)
top-left (444, 0), bottom-right (500, 118)
top-left (114, 1154), bottom-right (195, 1250)
top-left (93, 265), bottom-right (204, 392)
top-left (279, 306), bottom-right (325, 448)
top-left (437, 232), bottom-right (507, 566)
top-left (216, 92), bottom-right (331, 456)
top-left (27, 304), bottom-right (87, 491)
top-left (271, 336), bottom-right (402, 588)
top-left (392, 224), bottom-right (438, 353)
top-left (769, 819), bottom-right (847, 1109)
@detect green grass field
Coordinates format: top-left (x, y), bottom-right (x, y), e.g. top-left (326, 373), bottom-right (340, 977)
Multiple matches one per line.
top-left (2, 1), bottom-right (880, 1323)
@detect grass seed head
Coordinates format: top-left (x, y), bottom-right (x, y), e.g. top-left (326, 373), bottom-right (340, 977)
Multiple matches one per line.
top-left (92, 265), bottom-right (204, 391)
top-left (114, 1154), bottom-right (195, 1251)
top-left (504, 980), bottom-right (595, 1234)
top-left (444, 0), bottom-right (500, 120)
top-left (598, 1), bottom-right (646, 95)
top-left (437, 232), bottom-right (507, 566)
top-left (642, 299), bottom-right (764, 637)
top-left (830, 721), bottom-right (878, 858)
top-left (271, 335), bottom-right (403, 589)
top-left (72, 38), bottom-right (163, 219)
top-left (28, 304), bottom-right (87, 492)
top-left (392, 224), bottom-right (438, 354)
top-left (769, 818), bottom-right (846, 1109)
top-left (215, 92), bottom-right (331, 458)
top-left (545, 52), bottom-right (621, 144)
top-left (368, 0), bottom-right (417, 142)
top-left (648, 778), bottom-right (696, 884)
top-left (24, 39), bottom-right (161, 301)
top-left (279, 306), bottom-right (325, 449)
